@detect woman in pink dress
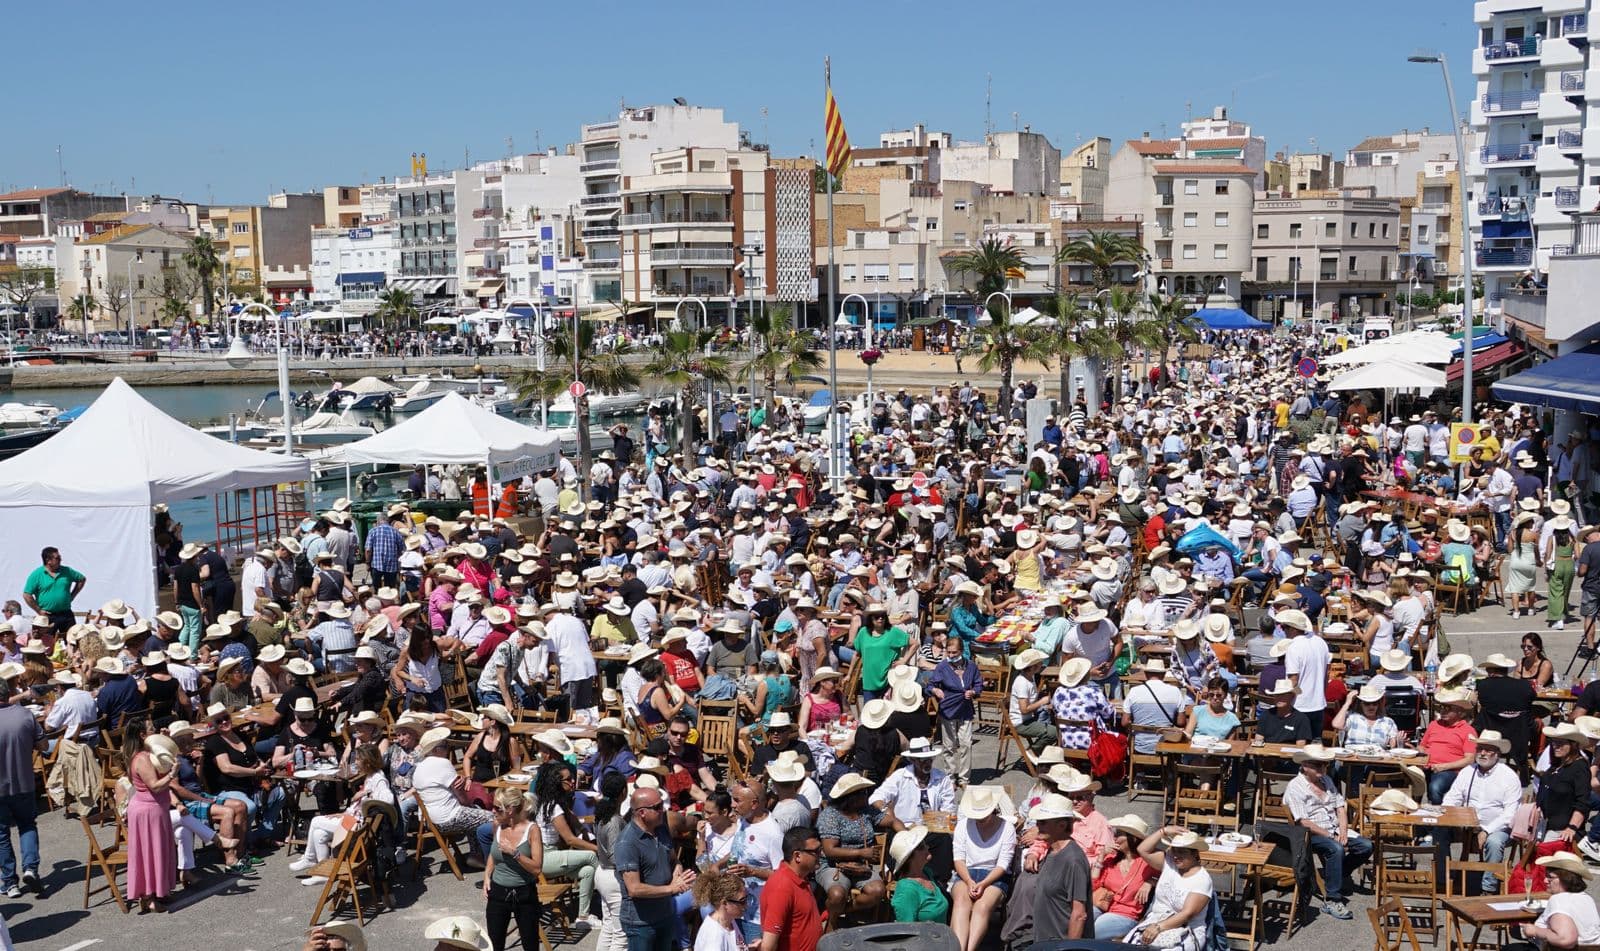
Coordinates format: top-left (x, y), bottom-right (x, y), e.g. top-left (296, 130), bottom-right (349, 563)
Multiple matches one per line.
top-left (124, 726), bottom-right (179, 913)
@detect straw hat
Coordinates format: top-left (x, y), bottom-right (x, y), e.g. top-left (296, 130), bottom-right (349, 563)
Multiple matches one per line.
top-left (860, 699), bottom-right (892, 729)
top-left (889, 828), bottom-right (929, 873)
top-left (1058, 657), bottom-right (1093, 688)
top-left (1356, 683), bottom-right (1387, 704)
top-left (810, 666), bottom-right (842, 684)
top-left (767, 759), bottom-right (806, 784)
top-left (1172, 619), bottom-right (1202, 642)
top-left (957, 785), bottom-right (1009, 820)
top-left (1474, 729), bottom-right (1512, 753)
top-left (1011, 648), bottom-right (1047, 671)
top-left (1545, 722), bottom-right (1587, 744)
top-left (1438, 653), bottom-right (1476, 683)
top-left (1482, 652), bottom-right (1517, 671)
top-left (1275, 609), bottom-right (1311, 631)
top-left (144, 734), bottom-right (179, 773)
top-left (1163, 829), bottom-right (1206, 851)
top-left (1106, 814), bottom-right (1150, 839)
top-left (1156, 575), bottom-right (1187, 596)
top-left (627, 643), bottom-right (659, 666)
top-left (284, 658), bottom-right (316, 677)
top-left (424, 916), bottom-right (492, 951)
top-left (890, 681), bottom-right (924, 713)
top-left (595, 717), bottom-right (628, 738)
top-left (1290, 744), bottom-right (1337, 765)
top-left (829, 772), bottom-right (874, 799)
top-left (955, 580), bottom-right (983, 597)
top-left (477, 704), bottom-right (514, 727)
top-left (1028, 793), bottom-right (1078, 823)
top-left (1073, 603), bottom-right (1108, 626)
top-left (533, 730), bottom-right (575, 758)
top-left (1202, 615), bottom-right (1231, 643)
top-left (1378, 649), bottom-right (1412, 673)
top-left (1435, 688), bottom-right (1476, 710)
top-left (1371, 789), bottom-right (1419, 813)
top-left (347, 710), bottom-right (384, 729)
top-left (903, 737), bottom-right (941, 759)
top-left (415, 727), bottom-right (453, 757)
top-left (1262, 678), bottom-right (1298, 698)
top-left (1538, 852), bottom-right (1598, 880)
top-left (94, 656), bottom-right (126, 677)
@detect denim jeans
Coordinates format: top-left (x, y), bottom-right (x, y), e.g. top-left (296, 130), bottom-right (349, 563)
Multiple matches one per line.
top-left (1480, 828), bottom-right (1510, 892)
top-left (0, 792), bottom-right (40, 889)
top-left (1309, 833), bottom-right (1372, 902)
top-left (1093, 911), bottom-right (1139, 941)
top-left (625, 920), bottom-right (676, 951)
top-left (1427, 769), bottom-right (1459, 806)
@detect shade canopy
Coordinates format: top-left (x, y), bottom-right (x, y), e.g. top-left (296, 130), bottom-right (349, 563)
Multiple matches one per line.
top-left (0, 378), bottom-right (310, 615)
top-left (1011, 307), bottom-right (1055, 327)
top-left (323, 391), bottom-right (560, 481)
top-left (1492, 344), bottom-right (1600, 412)
top-left (1192, 307), bottom-right (1268, 330)
top-left (1322, 341), bottom-right (1451, 367)
top-left (1326, 359), bottom-right (1446, 394)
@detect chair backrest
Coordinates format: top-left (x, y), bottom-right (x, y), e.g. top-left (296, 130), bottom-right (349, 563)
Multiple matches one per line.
top-left (1444, 858), bottom-right (1509, 897)
top-left (698, 715), bottom-right (737, 762)
top-left (1368, 895), bottom-right (1422, 951)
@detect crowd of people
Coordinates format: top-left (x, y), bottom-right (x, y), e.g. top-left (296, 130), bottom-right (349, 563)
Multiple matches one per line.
top-left (7, 328), bottom-right (1600, 951)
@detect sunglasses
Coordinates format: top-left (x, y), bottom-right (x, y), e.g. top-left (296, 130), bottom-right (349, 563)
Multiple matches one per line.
top-left (725, 895), bottom-right (750, 906)
top-left (669, 730), bottom-right (689, 738)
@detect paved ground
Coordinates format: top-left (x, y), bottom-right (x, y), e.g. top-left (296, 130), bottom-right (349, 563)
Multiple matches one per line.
top-left (4, 583), bottom-right (1585, 950)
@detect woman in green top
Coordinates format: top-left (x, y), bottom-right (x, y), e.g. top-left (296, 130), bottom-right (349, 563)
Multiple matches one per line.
top-left (889, 827), bottom-right (948, 923)
top-left (740, 651), bottom-right (795, 727)
top-left (484, 785), bottom-right (545, 951)
top-left (1545, 516), bottom-right (1579, 628)
top-left (852, 604), bottom-right (912, 701)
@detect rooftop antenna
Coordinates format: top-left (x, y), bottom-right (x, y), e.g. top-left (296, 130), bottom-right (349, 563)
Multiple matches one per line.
top-left (56, 145), bottom-right (64, 186)
top-left (1012, 111), bottom-right (1019, 132)
top-left (762, 107), bottom-right (769, 149)
top-left (506, 136), bottom-right (514, 159)
top-left (534, 129), bottom-right (542, 153)
top-left (985, 73), bottom-right (993, 140)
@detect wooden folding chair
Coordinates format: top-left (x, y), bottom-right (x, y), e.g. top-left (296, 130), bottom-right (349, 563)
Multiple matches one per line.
top-left (1368, 895), bottom-right (1423, 951)
top-left (411, 797), bottom-right (465, 881)
top-left (697, 713), bottom-right (738, 766)
top-left (994, 708), bottom-right (1037, 776)
top-left (972, 658), bottom-right (1010, 735)
top-left (1373, 841), bottom-right (1439, 944)
top-left (538, 871), bottom-right (578, 937)
top-left (79, 811), bottom-right (129, 913)
top-left (1167, 763), bottom-right (1225, 824)
top-left (1124, 725), bottom-right (1168, 805)
top-left (307, 818), bottom-right (374, 925)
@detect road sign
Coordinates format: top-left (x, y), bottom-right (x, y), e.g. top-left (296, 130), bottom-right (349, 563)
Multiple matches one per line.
top-left (1449, 422), bottom-right (1484, 463)
top-left (911, 471), bottom-right (928, 490)
top-left (1297, 357), bottom-right (1318, 378)
top-left (568, 381), bottom-right (587, 399)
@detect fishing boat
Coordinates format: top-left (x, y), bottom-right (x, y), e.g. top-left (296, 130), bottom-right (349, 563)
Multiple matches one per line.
top-left (242, 410), bottom-right (380, 450)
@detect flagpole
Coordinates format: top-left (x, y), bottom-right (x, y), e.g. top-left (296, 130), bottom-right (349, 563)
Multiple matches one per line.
top-left (825, 56), bottom-right (842, 497)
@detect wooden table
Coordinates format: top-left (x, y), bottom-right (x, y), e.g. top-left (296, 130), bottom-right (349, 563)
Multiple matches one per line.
top-left (1441, 891), bottom-right (1546, 950)
top-left (1197, 840), bottom-right (1274, 951)
top-left (1367, 805), bottom-right (1479, 830)
top-left (315, 679), bottom-right (356, 703)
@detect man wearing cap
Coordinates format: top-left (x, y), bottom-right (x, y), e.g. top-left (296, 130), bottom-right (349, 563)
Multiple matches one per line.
top-left (1440, 731), bottom-right (1522, 892)
top-left (1285, 745), bottom-right (1371, 920)
top-left (23, 546), bottom-right (86, 636)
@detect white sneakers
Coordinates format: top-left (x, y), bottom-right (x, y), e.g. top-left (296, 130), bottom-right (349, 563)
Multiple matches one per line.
top-left (288, 857), bottom-right (315, 874)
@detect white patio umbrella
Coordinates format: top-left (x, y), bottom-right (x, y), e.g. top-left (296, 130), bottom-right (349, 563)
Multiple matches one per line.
top-left (424, 315), bottom-right (459, 327)
top-left (1326, 359), bottom-right (1446, 394)
top-left (1321, 339), bottom-right (1452, 366)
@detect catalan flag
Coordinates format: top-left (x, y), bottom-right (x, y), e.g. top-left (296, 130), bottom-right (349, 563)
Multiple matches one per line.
top-left (824, 85), bottom-right (851, 178)
top-left (1005, 266), bottom-right (1027, 281)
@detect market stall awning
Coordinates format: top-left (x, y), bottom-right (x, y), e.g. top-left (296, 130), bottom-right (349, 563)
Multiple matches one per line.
top-left (1492, 343), bottom-right (1600, 412)
top-left (1326, 359), bottom-right (1446, 393)
top-left (1192, 307), bottom-right (1269, 329)
top-left (335, 271), bottom-right (386, 287)
top-left (1450, 329), bottom-right (1508, 356)
top-left (1446, 340), bottom-right (1525, 382)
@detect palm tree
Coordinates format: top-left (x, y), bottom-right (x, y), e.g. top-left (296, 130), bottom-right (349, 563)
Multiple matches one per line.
top-left (1033, 291), bottom-right (1096, 408)
top-left (510, 320), bottom-right (641, 495)
top-left (67, 293), bottom-right (96, 336)
top-left (745, 304), bottom-right (822, 414)
top-left (644, 328), bottom-right (735, 462)
top-left (1097, 287), bottom-right (1167, 403)
top-left (182, 235), bottom-right (223, 324)
top-left (1146, 293), bottom-right (1201, 390)
top-left (946, 236), bottom-right (1025, 300)
top-left (373, 287), bottom-right (418, 330)
top-left (1054, 229), bottom-right (1148, 293)
top-left (972, 298), bottom-right (1048, 420)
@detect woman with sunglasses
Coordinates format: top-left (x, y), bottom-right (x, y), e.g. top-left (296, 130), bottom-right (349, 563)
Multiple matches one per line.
top-left (1517, 632), bottom-right (1555, 688)
top-left (692, 870), bottom-right (751, 951)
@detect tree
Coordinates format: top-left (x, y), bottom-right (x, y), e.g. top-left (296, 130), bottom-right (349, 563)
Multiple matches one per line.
top-left (0, 266), bottom-right (54, 331)
top-left (946, 237), bottom-right (1025, 300)
top-left (509, 319), bottom-right (642, 497)
top-left (67, 293), bottom-right (96, 336)
top-left (102, 274), bottom-right (130, 333)
top-left (182, 235), bottom-right (222, 324)
top-left (1145, 293), bottom-right (1201, 390)
top-left (1054, 229), bottom-right (1148, 293)
top-left (644, 328), bottom-right (735, 462)
top-left (812, 165), bottom-right (843, 194)
top-left (971, 297), bottom-right (1048, 420)
top-left (156, 267), bottom-right (198, 328)
top-left (744, 304), bottom-right (822, 414)
top-left (1033, 291), bottom-right (1095, 408)
top-left (1096, 287), bottom-right (1167, 403)
top-left (373, 287), bottom-right (418, 330)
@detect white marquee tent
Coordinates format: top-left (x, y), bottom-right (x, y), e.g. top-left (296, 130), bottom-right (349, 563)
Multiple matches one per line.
top-left (320, 392), bottom-right (561, 498)
top-left (0, 378), bottom-right (310, 615)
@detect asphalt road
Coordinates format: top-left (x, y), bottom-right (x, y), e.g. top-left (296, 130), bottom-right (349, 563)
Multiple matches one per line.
top-left (2, 593), bottom-right (1589, 950)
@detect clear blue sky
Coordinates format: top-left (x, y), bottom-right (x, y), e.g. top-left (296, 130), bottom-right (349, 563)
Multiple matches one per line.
top-left (2, 1), bottom-right (1473, 203)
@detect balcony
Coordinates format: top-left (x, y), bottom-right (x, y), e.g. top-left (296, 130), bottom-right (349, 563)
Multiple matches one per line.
top-left (1160, 257), bottom-right (1173, 268)
top-left (1563, 12), bottom-right (1588, 35)
top-left (649, 247), bottom-right (735, 267)
top-left (620, 210), bottom-right (733, 227)
top-left (1482, 89), bottom-right (1542, 113)
top-left (1476, 247), bottom-right (1534, 267)
top-left (1479, 196), bottom-right (1530, 219)
top-left (472, 237), bottom-right (498, 249)
top-left (1481, 142), bottom-right (1537, 163)
top-left (653, 282), bottom-right (728, 298)
top-left (582, 226), bottom-right (621, 239)
top-left (473, 267), bottom-right (502, 278)
top-left (1555, 185), bottom-right (1582, 207)
top-left (580, 193), bottom-right (621, 206)
top-left (1551, 243), bottom-right (1575, 256)
top-left (582, 257), bottom-right (622, 269)
top-left (582, 122), bottom-right (620, 143)
top-left (581, 160), bottom-right (620, 174)
top-left (1483, 36), bottom-right (1541, 61)
top-left (1559, 129), bottom-right (1584, 151)
top-left (1563, 69), bottom-right (1587, 92)
top-left (472, 208), bottom-right (499, 219)
top-left (1156, 194), bottom-right (1174, 207)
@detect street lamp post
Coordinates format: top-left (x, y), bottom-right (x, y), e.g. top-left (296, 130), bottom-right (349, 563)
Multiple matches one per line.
top-left (838, 292), bottom-right (871, 403)
top-left (1308, 215), bottom-right (1326, 324)
top-left (674, 296), bottom-right (711, 449)
top-left (225, 302), bottom-right (293, 453)
top-left (1409, 49), bottom-right (1476, 424)
top-left (1291, 234), bottom-right (1300, 325)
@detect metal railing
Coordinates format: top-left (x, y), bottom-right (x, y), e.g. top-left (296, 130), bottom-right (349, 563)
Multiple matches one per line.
top-left (472, 237), bottom-right (498, 249)
top-left (619, 210), bottom-right (732, 226)
top-left (1481, 142), bottom-right (1537, 163)
top-left (473, 267), bottom-right (501, 278)
top-left (1157, 194), bottom-right (1174, 206)
top-left (653, 283), bottom-right (728, 297)
top-left (1559, 129), bottom-right (1583, 150)
top-left (1563, 70), bottom-right (1587, 92)
top-left (619, 213), bottom-right (654, 227)
top-left (582, 257), bottom-right (621, 269)
top-left (580, 194), bottom-right (621, 206)
top-left (582, 227), bottom-right (621, 239)
top-left (1551, 244), bottom-right (1576, 256)
top-left (1555, 186), bottom-right (1581, 208)
top-left (1476, 247), bottom-right (1534, 266)
top-left (1483, 36), bottom-right (1541, 60)
top-left (649, 248), bottom-right (735, 266)
top-left (1482, 89), bottom-right (1542, 112)
top-left (581, 160), bottom-right (620, 173)
top-left (1478, 196), bottom-right (1528, 217)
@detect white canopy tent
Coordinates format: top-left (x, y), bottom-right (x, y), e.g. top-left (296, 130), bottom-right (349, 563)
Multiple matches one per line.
top-left (319, 392), bottom-right (561, 512)
top-left (0, 378), bottom-right (310, 615)
top-left (1321, 339), bottom-right (1453, 367)
top-left (1010, 307), bottom-right (1056, 327)
top-left (1325, 359), bottom-right (1446, 394)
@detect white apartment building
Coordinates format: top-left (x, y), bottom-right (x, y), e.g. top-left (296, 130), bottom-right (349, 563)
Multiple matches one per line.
top-left (1178, 107), bottom-right (1269, 187)
top-left (309, 223), bottom-right (400, 312)
top-left (1344, 128), bottom-right (1461, 198)
top-left (1248, 194), bottom-right (1404, 321)
top-left (15, 236), bottom-right (54, 270)
top-left (463, 151), bottom-right (588, 308)
top-left (57, 225), bottom-right (193, 326)
top-left (578, 105), bottom-right (742, 305)
top-left (940, 131), bottom-right (1060, 196)
top-left (1470, 0), bottom-right (1593, 311)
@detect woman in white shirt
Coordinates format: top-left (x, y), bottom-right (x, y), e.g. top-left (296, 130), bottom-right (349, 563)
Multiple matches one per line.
top-left (1127, 826), bottom-right (1213, 949)
top-left (950, 786), bottom-right (1017, 951)
top-left (1524, 853), bottom-right (1600, 949)
top-left (288, 744), bottom-right (394, 881)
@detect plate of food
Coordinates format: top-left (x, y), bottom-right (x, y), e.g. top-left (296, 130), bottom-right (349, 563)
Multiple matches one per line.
top-left (1390, 748), bottom-right (1421, 758)
top-left (1346, 743), bottom-right (1381, 757)
top-left (504, 772), bottom-right (529, 784)
top-left (1521, 898), bottom-right (1547, 912)
top-left (1218, 832), bottom-right (1252, 846)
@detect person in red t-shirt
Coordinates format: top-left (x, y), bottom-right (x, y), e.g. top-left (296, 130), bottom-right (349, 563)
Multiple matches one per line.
top-left (1418, 690), bottom-right (1478, 804)
top-left (760, 826), bottom-right (825, 951)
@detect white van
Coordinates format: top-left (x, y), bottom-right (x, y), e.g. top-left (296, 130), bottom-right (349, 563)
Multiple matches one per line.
top-left (1361, 317), bottom-right (1394, 343)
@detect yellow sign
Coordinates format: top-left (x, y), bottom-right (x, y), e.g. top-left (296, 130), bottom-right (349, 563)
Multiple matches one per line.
top-left (1449, 422), bottom-right (1485, 463)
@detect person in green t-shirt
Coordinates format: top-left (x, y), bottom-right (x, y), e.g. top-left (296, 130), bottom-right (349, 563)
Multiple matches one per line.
top-left (852, 605), bottom-right (911, 700)
top-left (889, 828), bottom-right (949, 923)
top-left (22, 546), bottom-right (86, 634)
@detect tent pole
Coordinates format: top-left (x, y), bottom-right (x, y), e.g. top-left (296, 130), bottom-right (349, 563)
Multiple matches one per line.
top-left (344, 461), bottom-right (351, 504)
top-left (486, 456), bottom-right (497, 520)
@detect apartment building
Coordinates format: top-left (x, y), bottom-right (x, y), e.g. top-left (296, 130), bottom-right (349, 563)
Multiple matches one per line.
top-left (322, 186), bottom-right (364, 230)
top-left (578, 105), bottom-right (741, 305)
top-left (200, 193), bottom-right (323, 304)
top-left (309, 223), bottom-right (399, 312)
top-left (391, 169), bottom-right (478, 306)
top-left (57, 224), bottom-right (193, 326)
top-left (1343, 128), bottom-right (1460, 199)
top-left (940, 131), bottom-right (1060, 196)
top-left (1059, 138), bottom-right (1111, 219)
top-left (1469, 0), bottom-right (1594, 313)
top-left (1265, 153), bottom-right (1345, 194)
top-left (1105, 137), bottom-right (1256, 299)
top-left (0, 187), bottom-right (127, 237)
top-left (1057, 217), bottom-right (1145, 291)
top-left (843, 124), bottom-right (948, 191)
top-left (1247, 194), bottom-right (1403, 321)
top-left (1178, 107), bottom-right (1269, 186)
top-left (477, 150), bottom-right (586, 308)
top-left (1409, 161), bottom-right (1466, 290)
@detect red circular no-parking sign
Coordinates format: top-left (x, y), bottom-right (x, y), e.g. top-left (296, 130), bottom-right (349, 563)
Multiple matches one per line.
top-left (568, 381), bottom-right (587, 399)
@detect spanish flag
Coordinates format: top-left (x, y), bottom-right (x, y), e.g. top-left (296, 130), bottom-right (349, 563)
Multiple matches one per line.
top-left (824, 84), bottom-right (851, 178)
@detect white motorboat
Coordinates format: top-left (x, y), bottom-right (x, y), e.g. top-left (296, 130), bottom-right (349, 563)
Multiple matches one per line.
top-left (330, 376), bottom-right (401, 411)
top-left (543, 390), bottom-right (654, 428)
top-left (391, 374), bottom-right (509, 413)
top-left (470, 390), bottom-right (519, 416)
top-left (243, 411), bottom-right (379, 450)
top-left (0, 401), bottom-right (61, 431)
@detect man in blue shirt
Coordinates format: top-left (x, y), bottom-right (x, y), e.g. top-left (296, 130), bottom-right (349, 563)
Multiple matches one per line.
top-left (1042, 417), bottom-right (1064, 448)
top-left (93, 657), bottom-right (142, 728)
top-left (615, 786), bottom-right (694, 951)
top-left (365, 512), bottom-right (406, 590)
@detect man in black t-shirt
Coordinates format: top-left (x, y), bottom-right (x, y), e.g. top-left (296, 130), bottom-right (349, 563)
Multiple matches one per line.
top-left (748, 712), bottom-right (815, 775)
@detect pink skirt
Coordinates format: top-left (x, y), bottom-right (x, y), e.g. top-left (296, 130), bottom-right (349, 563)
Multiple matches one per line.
top-left (126, 789), bottom-right (176, 901)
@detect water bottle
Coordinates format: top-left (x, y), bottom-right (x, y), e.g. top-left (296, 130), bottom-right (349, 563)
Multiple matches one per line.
top-left (1425, 661), bottom-right (1438, 693)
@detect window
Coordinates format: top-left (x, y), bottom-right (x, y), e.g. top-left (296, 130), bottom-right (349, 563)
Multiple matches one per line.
top-left (1215, 212), bottom-right (1230, 228)
top-left (1183, 212), bottom-right (1198, 228)
top-left (1382, 223), bottom-right (1391, 238)
top-left (865, 263), bottom-right (889, 282)
top-left (1288, 256), bottom-right (1302, 280)
top-left (842, 264), bottom-right (856, 282)
top-left (898, 263), bottom-right (915, 281)
top-left (952, 200), bottom-right (968, 211)
top-left (1213, 244), bottom-right (1228, 260)
top-left (1320, 257), bottom-right (1337, 280)
top-left (926, 218), bottom-right (938, 230)
top-left (1380, 255), bottom-right (1390, 278)
top-left (137, 276), bottom-right (145, 290)
top-left (697, 161), bottom-right (716, 172)
top-left (1368, 222), bottom-right (1377, 238)
top-left (1349, 221), bottom-right (1358, 238)
top-left (232, 222), bottom-right (249, 234)
top-left (1348, 255), bottom-right (1357, 272)
top-left (1182, 244), bottom-right (1198, 260)
top-left (1325, 222), bottom-right (1336, 238)
top-left (953, 232), bottom-right (967, 245)
top-left (1257, 223), bottom-right (1270, 239)
top-left (1034, 232), bottom-right (1046, 247)
top-left (1418, 224), bottom-right (1431, 242)
top-left (1183, 179), bottom-right (1199, 195)
top-left (1289, 223), bottom-right (1303, 239)
top-left (1214, 180), bottom-right (1229, 195)
top-left (854, 233), bottom-right (865, 249)
top-left (1255, 257), bottom-right (1268, 281)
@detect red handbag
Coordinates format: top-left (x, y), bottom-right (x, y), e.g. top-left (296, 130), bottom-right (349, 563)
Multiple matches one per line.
top-left (1087, 721), bottom-right (1129, 782)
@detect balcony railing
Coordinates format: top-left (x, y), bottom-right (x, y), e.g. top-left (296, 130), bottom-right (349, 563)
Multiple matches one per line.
top-left (1476, 247), bottom-right (1534, 266)
top-left (580, 193), bottom-right (621, 206)
top-left (1563, 12), bottom-right (1588, 35)
top-left (1483, 36), bottom-right (1541, 60)
top-left (472, 237), bottom-right (498, 249)
top-left (649, 247), bottom-right (735, 266)
top-left (1551, 244), bottom-right (1576, 256)
top-left (1555, 186), bottom-right (1582, 208)
top-left (1559, 129), bottom-right (1583, 150)
top-left (1160, 257), bottom-right (1173, 268)
top-left (1156, 194), bottom-right (1174, 207)
top-left (473, 267), bottom-right (502, 278)
top-left (582, 226), bottom-right (621, 239)
top-left (653, 283), bottom-right (728, 297)
top-left (580, 160), bottom-right (620, 174)
top-left (582, 257), bottom-right (622, 269)
top-left (1482, 89), bottom-right (1542, 112)
top-left (471, 208), bottom-right (500, 219)
top-left (1479, 196), bottom-right (1530, 218)
top-left (1481, 142), bottom-right (1537, 163)
top-left (620, 210), bottom-right (732, 226)
top-left (1563, 69), bottom-right (1587, 92)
